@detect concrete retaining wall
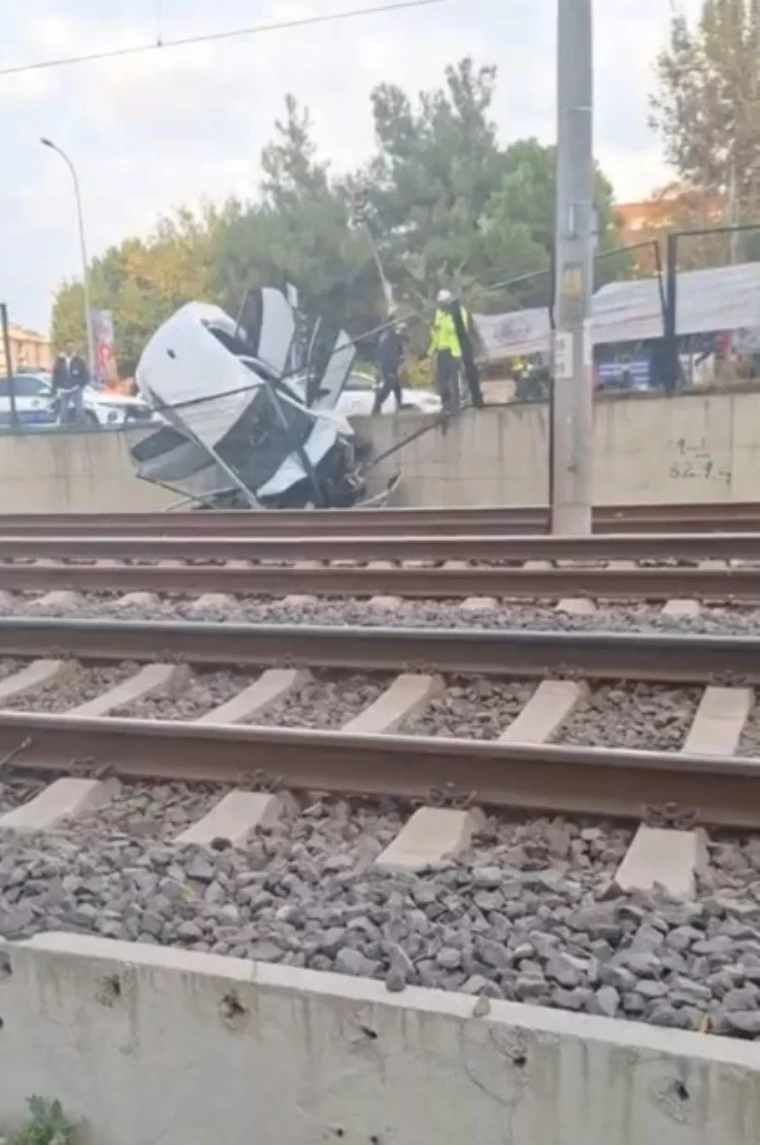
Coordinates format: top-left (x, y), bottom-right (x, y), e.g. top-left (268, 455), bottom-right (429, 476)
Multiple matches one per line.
top-left (1, 932), bottom-right (758, 1145)
top-left (1, 389), bottom-right (759, 513)
top-left (360, 389), bottom-right (760, 507)
top-left (0, 430), bottom-right (172, 513)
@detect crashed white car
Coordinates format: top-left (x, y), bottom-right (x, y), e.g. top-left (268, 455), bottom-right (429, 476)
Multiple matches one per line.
top-left (130, 290), bottom-right (367, 509)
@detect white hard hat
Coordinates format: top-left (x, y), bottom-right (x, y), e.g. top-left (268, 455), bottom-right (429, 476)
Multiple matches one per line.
top-left (436, 288), bottom-right (453, 304)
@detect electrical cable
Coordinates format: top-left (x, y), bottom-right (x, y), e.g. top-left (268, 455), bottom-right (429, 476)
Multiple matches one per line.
top-left (0, 0), bottom-right (449, 78)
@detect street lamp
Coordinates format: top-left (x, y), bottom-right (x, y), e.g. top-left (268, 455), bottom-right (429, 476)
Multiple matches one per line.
top-left (41, 137), bottom-right (96, 380)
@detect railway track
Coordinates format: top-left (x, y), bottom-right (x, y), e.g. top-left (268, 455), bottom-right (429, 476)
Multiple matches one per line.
top-left (1, 556), bottom-right (759, 601)
top-left (0, 614), bottom-right (760, 1036)
top-left (0, 617), bottom-right (756, 825)
top-left (5, 531), bottom-right (760, 564)
top-left (3, 500), bottom-right (760, 535)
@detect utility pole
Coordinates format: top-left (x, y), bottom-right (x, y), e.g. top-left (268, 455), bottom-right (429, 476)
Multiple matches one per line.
top-left (551, 0), bottom-right (594, 535)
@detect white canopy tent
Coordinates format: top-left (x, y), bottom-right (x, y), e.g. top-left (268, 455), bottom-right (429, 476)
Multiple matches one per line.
top-left (474, 261), bottom-right (760, 361)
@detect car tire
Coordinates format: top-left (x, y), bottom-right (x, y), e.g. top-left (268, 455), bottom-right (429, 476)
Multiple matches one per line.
top-left (84, 411), bottom-right (100, 429)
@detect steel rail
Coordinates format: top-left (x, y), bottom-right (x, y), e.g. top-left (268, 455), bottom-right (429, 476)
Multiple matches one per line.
top-left (1, 617), bottom-right (760, 682)
top-left (2, 501), bottom-right (760, 536)
top-left (3, 559), bottom-right (760, 600)
top-left (1, 711), bottom-right (760, 828)
top-left (3, 532), bottom-right (760, 562)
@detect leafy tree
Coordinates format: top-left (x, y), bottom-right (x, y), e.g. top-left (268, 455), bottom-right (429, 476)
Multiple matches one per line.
top-left (361, 59), bottom-right (625, 325)
top-left (364, 60), bottom-right (525, 307)
top-left (51, 59), bottom-right (629, 373)
top-left (211, 96), bottom-right (377, 342)
top-left (651, 0), bottom-right (760, 224)
top-left (51, 205), bottom-right (228, 375)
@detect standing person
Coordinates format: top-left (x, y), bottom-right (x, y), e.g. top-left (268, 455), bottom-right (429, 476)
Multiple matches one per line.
top-left (373, 314), bottom-right (404, 414)
top-left (52, 344), bottom-right (89, 425)
top-left (428, 289), bottom-right (469, 414)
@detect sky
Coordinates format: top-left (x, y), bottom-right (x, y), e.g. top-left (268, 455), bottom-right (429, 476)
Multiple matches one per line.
top-left (0, 0), bottom-right (703, 331)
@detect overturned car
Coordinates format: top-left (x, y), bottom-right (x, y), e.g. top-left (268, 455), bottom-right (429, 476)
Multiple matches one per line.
top-left (128, 287), bottom-right (376, 509)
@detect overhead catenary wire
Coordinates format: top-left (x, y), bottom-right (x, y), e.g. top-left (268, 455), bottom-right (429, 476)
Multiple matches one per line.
top-left (0, 0), bottom-right (449, 78)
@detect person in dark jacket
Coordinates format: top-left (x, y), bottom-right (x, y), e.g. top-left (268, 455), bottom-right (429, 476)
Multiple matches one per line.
top-left (373, 315), bottom-right (404, 413)
top-left (52, 345), bottom-right (89, 425)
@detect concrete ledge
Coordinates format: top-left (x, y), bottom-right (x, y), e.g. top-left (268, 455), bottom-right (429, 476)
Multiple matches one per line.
top-left (69, 663), bottom-right (191, 717)
top-left (499, 680), bottom-right (589, 744)
top-left (0, 777), bottom-right (118, 832)
top-left (174, 792), bottom-right (282, 847)
top-left (342, 673), bottom-right (444, 734)
top-left (615, 825), bottom-right (708, 899)
top-left (683, 686), bottom-right (754, 756)
top-left (197, 669), bottom-right (310, 724)
top-left (0, 659), bottom-right (71, 703)
top-left (375, 807), bottom-right (484, 872)
top-left (3, 931), bottom-right (760, 1145)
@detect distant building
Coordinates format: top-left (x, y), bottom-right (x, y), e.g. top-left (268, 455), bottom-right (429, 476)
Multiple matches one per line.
top-left (0, 324), bottom-right (53, 375)
top-left (616, 187), bottom-right (727, 273)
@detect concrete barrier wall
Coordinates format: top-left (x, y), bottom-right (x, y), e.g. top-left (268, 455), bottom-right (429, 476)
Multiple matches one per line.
top-left (0, 933), bottom-right (758, 1145)
top-left (359, 389), bottom-right (760, 507)
top-left (0, 430), bottom-right (173, 513)
top-left (0, 389), bottom-right (759, 513)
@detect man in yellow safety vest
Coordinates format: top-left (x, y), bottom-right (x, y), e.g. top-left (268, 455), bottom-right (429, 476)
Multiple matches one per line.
top-left (428, 289), bottom-right (469, 414)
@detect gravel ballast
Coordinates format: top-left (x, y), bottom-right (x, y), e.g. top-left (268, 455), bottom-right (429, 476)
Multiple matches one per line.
top-left (404, 676), bottom-right (535, 740)
top-left (113, 669), bottom-right (254, 721)
top-left (253, 671), bottom-right (393, 730)
top-left (0, 801), bottom-right (759, 1039)
top-left (553, 682), bottom-right (702, 752)
top-left (0, 662), bottom-right (138, 713)
top-left (738, 702), bottom-right (760, 757)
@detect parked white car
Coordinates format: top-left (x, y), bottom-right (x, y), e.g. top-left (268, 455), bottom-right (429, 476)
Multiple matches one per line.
top-left (336, 371), bottom-right (442, 417)
top-left (0, 373), bottom-right (157, 429)
top-left (81, 384), bottom-right (157, 428)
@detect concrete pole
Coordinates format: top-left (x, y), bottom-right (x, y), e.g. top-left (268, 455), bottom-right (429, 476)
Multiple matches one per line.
top-left (41, 138), bottom-right (96, 381)
top-left (551, 0), bottom-right (594, 535)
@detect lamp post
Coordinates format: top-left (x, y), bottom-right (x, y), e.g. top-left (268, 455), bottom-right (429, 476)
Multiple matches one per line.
top-left (41, 137), bottom-right (96, 380)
